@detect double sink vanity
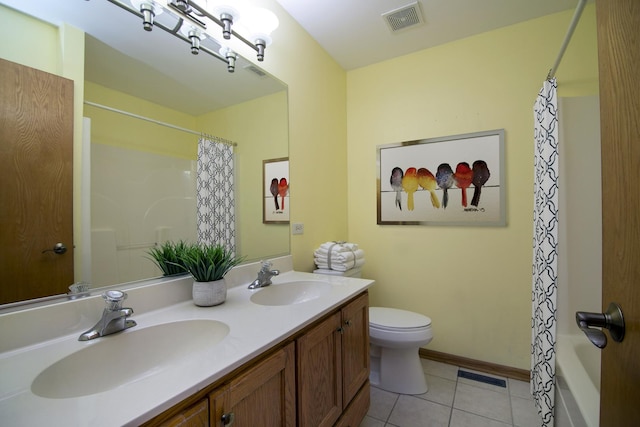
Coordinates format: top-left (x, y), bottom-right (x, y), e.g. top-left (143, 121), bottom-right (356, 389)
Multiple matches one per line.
top-left (0, 256), bottom-right (374, 426)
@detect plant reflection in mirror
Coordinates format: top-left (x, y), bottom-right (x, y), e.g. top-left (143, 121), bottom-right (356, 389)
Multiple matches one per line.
top-left (146, 240), bottom-right (190, 277)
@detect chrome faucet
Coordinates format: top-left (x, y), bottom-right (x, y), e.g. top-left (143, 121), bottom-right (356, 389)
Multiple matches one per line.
top-left (78, 290), bottom-right (137, 341)
top-left (248, 261), bottom-right (280, 289)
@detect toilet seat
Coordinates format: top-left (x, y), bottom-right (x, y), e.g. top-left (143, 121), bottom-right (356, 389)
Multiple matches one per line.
top-left (370, 307), bottom-right (431, 331)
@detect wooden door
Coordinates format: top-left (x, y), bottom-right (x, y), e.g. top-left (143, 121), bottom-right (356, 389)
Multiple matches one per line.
top-left (0, 58), bottom-right (74, 304)
top-left (341, 292), bottom-right (370, 407)
top-left (210, 343), bottom-right (295, 427)
top-left (596, 0), bottom-right (640, 424)
top-left (297, 311), bottom-right (343, 427)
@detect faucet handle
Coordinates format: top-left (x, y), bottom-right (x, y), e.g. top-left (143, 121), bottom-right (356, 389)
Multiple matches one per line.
top-left (260, 260), bottom-right (273, 270)
top-left (103, 290), bottom-right (127, 310)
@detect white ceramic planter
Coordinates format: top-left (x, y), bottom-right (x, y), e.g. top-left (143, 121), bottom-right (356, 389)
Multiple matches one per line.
top-left (192, 279), bottom-right (226, 306)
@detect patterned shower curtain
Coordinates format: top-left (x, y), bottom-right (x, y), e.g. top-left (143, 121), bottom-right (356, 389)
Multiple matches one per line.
top-left (531, 78), bottom-right (559, 427)
top-left (196, 137), bottom-right (236, 254)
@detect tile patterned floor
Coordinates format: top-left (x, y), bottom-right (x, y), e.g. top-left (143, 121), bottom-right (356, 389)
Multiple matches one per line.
top-left (361, 359), bottom-right (540, 427)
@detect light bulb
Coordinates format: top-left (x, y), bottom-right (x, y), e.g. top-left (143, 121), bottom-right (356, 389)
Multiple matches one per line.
top-left (244, 7), bottom-right (279, 38)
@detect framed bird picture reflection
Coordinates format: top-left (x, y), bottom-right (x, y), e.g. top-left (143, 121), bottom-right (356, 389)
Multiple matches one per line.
top-left (263, 158), bottom-right (290, 224)
top-left (377, 129), bottom-right (505, 226)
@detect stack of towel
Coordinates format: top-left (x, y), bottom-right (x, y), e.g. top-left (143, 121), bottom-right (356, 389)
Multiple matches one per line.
top-left (314, 241), bottom-right (365, 272)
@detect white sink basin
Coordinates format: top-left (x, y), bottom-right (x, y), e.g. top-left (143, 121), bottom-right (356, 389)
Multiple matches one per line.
top-left (31, 319), bottom-right (229, 399)
top-left (250, 281), bottom-right (331, 306)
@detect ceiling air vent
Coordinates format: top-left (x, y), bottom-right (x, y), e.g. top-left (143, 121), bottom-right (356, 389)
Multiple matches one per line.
top-left (244, 65), bottom-right (267, 77)
top-left (382, 2), bottom-right (424, 33)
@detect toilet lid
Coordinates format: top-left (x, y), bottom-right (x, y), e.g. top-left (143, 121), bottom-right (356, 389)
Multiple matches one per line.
top-left (369, 307), bottom-right (431, 330)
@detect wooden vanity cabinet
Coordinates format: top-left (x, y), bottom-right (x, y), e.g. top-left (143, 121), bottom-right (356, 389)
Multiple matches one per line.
top-left (297, 292), bottom-right (370, 427)
top-left (149, 291), bottom-right (369, 427)
top-left (210, 342), bottom-right (296, 427)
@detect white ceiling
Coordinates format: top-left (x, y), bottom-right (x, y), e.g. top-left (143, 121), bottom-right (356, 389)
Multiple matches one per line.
top-left (1, 0), bottom-right (584, 113)
top-left (273, 0), bottom-right (582, 70)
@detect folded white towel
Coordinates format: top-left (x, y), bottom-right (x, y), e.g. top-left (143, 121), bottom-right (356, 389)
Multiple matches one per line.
top-left (315, 257), bottom-right (365, 272)
top-left (317, 241), bottom-right (359, 252)
top-left (314, 249), bottom-right (365, 263)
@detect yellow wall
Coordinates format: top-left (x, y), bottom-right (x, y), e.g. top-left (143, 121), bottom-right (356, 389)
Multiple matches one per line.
top-left (84, 82), bottom-right (197, 159)
top-left (346, 6), bottom-right (598, 369)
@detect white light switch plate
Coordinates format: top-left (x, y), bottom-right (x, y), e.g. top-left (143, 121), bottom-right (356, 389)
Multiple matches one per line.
top-left (292, 223), bottom-right (304, 235)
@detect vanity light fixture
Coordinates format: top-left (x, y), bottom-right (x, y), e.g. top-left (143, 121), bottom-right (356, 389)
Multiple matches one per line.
top-left (130, 0), bottom-right (163, 31)
top-left (118, 0), bottom-right (278, 70)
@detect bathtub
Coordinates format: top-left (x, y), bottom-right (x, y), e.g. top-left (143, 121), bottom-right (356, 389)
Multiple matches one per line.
top-left (556, 334), bottom-right (601, 427)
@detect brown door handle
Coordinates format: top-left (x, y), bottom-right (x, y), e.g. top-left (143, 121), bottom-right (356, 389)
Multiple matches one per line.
top-left (42, 243), bottom-right (67, 254)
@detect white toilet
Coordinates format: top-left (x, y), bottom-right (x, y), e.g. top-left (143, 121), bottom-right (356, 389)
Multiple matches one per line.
top-left (369, 307), bottom-right (433, 394)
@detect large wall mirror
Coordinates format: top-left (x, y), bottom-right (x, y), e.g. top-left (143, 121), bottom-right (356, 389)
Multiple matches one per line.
top-left (0, 0), bottom-right (289, 307)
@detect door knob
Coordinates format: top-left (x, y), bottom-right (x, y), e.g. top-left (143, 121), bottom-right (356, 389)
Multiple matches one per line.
top-left (575, 302), bottom-right (625, 349)
top-left (42, 242), bottom-right (67, 254)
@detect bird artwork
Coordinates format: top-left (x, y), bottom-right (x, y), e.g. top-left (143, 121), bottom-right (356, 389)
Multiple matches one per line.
top-left (471, 160), bottom-right (490, 207)
top-left (454, 162), bottom-right (473, 207)
top-left (270, 178), bottom-right (279, 210)
top-left (401, 167), bottom-right (419, 211)
top-left (436, 163), bottom-right (454, 209)
top-left (390, 167), bottom-right (404, 211)
top-left (278, 178), bottom-right (289, 210)
top-left (417, 168), bottom-right (440, 209)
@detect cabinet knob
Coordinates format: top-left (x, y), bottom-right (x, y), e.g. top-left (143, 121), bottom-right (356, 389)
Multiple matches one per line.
top-left (344, 319), bottom-right (352, 327)
top-left (221, 412), bottom-right (235, 426)
top-left (336, 327), bottom-right (344, 334)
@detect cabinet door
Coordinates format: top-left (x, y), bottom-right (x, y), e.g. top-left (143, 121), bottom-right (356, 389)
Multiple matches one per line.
top-left (158, 398), bottom-right (209, 427)
top-left (335, 381), bottom-right (370, 427)
top-left (297, 312), bottom-right (343, 427)
top-left (341, 292), bottom-right (370, 407)
top-left (210, 342), bottom-right (295, 427)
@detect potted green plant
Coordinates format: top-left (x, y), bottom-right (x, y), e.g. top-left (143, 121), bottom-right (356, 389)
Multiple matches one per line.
top-left (179, 243), bottom-right (245, 306)
top-left (146, 240), bottom-right (190, 277)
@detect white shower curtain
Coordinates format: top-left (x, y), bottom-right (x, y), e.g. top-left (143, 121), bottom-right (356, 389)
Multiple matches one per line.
top-left (531, 78), bottom-right (559, 427)
top-left (196, 137), bottom-right (236, 254)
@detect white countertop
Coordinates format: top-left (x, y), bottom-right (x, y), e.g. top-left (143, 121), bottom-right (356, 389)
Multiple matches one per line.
top-left (0, 265), bottom-right (373, 426)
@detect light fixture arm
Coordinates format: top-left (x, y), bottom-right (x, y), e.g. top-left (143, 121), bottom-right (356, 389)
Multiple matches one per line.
top-left (108, 0), bottom-right (231, 68)
top-left (183, 1), bottom-right (267, 59)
